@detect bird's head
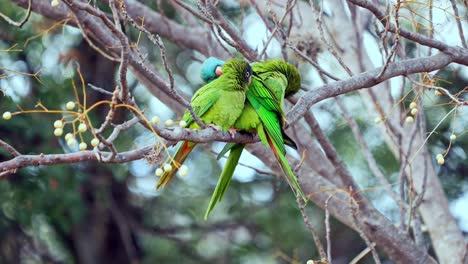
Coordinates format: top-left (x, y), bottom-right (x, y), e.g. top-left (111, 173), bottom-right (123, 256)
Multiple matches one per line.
top-left (200, 57), bottom-right (225, 83)
top-left (222, 59), bottom-right (253, 89)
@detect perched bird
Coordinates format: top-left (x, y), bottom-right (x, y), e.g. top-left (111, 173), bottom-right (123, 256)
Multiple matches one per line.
top-left (201, 58), bottom-right (305, 218)
top-left (156, 59), bottom-right (252, 188)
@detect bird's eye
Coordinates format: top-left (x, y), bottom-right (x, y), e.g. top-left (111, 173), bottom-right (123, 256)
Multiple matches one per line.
top-left (245, 71), bottom-right (250, 78)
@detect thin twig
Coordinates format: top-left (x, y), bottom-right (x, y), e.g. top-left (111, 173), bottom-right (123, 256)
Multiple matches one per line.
top-left (407, 77), bottom-right (467, 106)
top-left (309, 0), bottom-right (354, 77)
top-left (0, 139), bottom-right (21, 156)
top-left (325, 196), bottom-right (332, 262)
top-left (449, 0), bottom-right (467, 49)
top-left (0, 0), bottom-right (31, 28)
top-left (109, 0), bottom-right (131, 101)
top-left (88, 83), bottom-right (114, 96)
top-left (287, 44), bottom-right (340, 81)
top-left (376, 0), bottom-right (401, 79)
top-left (335, 97), bottom-right (404, 207)
top-left (349, 194), bottom-right (382, 264)
top-left (118, 2), bottom-right (206, 129)
top-left (427, 0), bottom-right (434, 56)
top-left (297, 194), bottom-right (327, 260)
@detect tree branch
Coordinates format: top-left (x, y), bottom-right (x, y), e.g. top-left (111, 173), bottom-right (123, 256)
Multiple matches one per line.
top-left (286, 52), bottom-right (454, 125)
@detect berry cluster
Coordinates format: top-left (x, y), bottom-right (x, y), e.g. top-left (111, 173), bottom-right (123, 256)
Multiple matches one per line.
top-left (151, 115), bottom-right (191, 178)
top-left (3, 101), bottom-right (100, 151)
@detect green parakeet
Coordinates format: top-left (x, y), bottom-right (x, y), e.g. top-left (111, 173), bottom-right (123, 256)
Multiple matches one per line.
top-left (156, 59), bottom-right (252, 188)
top-left (201, 58), bottom-right (305, 218)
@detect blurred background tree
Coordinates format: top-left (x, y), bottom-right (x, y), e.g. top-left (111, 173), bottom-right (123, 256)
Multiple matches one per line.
top-left (0, 0), bottom-right (466, 263)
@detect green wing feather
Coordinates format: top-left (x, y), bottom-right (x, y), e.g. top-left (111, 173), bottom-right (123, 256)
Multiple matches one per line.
top-left (247, 78), bottom-right (287, 155)
top-left (182, 82), bottom-right (221, 127)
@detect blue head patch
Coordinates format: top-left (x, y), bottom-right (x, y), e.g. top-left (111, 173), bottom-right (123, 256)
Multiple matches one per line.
top-left (200, 57), bottom-right (225, 83)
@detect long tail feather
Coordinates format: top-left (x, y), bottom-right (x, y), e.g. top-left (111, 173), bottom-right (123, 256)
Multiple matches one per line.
top-left (205, 144), bottom-right (245, 219)
top-left (257, 125), bottom-right (306, 201)
top-left (217, 142), bottom-right (237, 160)
top-left (156, 141), bottom-right (196, 189)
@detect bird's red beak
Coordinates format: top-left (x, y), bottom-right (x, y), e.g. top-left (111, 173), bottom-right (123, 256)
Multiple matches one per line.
top-left (215, 66), bottom-right (223, 76)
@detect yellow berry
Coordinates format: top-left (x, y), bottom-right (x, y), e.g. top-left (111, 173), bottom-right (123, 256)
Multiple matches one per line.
top-left (164, 119), bottom-right (174, 126)
top-left (155, 168), bottom-right (164, 177)
top-left (436, 154), bottom-right (443, 160)
top-left (163, 163), bottom-right (172, 172)
top-left (409, 102), bottom-right (417, 109)
top-left (90, 138), bottom-right (99, 147)
top-left (437, 157), bottom-right (445, 165)
top-left (450, 134), bottom-right (456, 141)
top-left (78, 123), bottom-right (87, 133)
top-left (65, 133), bottom-right (73, 141)
top-left (374, 117), bottom-right (382, 124)
top-left (79, 142), bottom-right (87, 151)
top-left (151, 116), bottom-right (160, 124)
top-left (53, 120), bottom-right (63, 128)
top-left (66, 101), bottom-right (76, 110)
top-left (405, 116), bottom-right (414, 124)
top-left (51, 0), bottom-right (60, 7)
top-left (2, 111), bottom-right (12, 120)
top-left (434, 90), bottom-right (442, 96)
top-left (410, 108), bottom-right (418, 116)
top-left (54, 128), bottom-right (63, 136)
top-left (179, 120), bottom-right (187, 128)
top-left (178, 165), bottom-right (189, 177)
top-left (67, 137), bottom-right (76, 147)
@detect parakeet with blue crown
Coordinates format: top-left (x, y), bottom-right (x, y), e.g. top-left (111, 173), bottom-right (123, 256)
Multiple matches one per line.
top-left (156, 58), bottom-right (252, 188)
top-left (200, 57), bottom-right (305, 218)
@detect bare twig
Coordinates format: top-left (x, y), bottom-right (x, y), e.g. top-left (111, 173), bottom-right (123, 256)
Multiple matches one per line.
top-left (449, 0), bottom-right (467, 49)
top-left (286, 52), bottom-right (455, 126)
top-left (287, 44), bottom-right (340, 81)
top-left (118, 2), bottom-right (206, 128)
top-left (297, 194), bottom-right (327, 260)
top-left (335, 98), bottom-right (404, 207)
top-left (325, 196), bottom-right (332, 262)
top-left (349, 195), bottom-right (382, 264)
top-left (309, 0), bottom-right (354, 76)
top-left (376, 0), bottom-right (401, 79)
top-left (202, 1), bottom-right (257, 61)
top-left (88, 83), bottom-right (114, 96)
top-left (0, 0), bottom-right (31, 27)
top-left (348, 0), bottom-right (468, 65)
top-left (427, 0), bottom-right (434, 56)
top-left (408, 77), bottom-right (467, 106)
top-left (108, 0), bottom-right (131, 101)
top-left (0, 139), bottom-right (21, 157)
top-left (305, 112), bottom-right (361, 195)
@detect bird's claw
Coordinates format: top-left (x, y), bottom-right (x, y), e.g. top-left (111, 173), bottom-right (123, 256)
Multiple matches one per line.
top-left (208, 124), bottom-right (221, 131)
top-left (228, 128), bottom-right (237, 138)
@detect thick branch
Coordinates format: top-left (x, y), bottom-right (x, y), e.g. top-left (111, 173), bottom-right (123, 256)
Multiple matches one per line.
top-left (12, 0), bottom-right (226, 58)
top-left (348, 0), bottom-right (468, 65)
top-left (0, 125), bottom-right (258, 172)
top-left (286, 52), bottom-right (454, 125)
